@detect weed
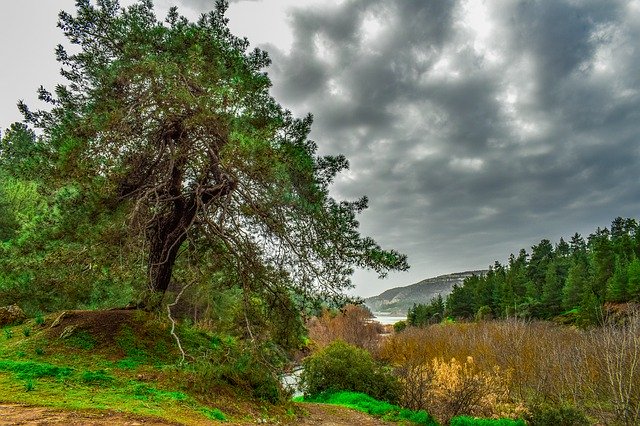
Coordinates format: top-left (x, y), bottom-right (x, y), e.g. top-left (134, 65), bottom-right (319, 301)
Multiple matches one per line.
top-left (16, 351), bottom-right (26, 358)
top-left (0, 360), bottom-right (72, 380)
top-left (22, 327), bottom-right (31, 337)
top-left (202, 407), bottom-right (227, 421)
top-left (34, 313), bottom-right (45, 326)
top-left (115, 326), bottom-right (148, 361)
top-left (115, 357), bottom-right (140, 369)
top-left (34, 347), bottom-right (45, 356)
top-left (4, 328), bottom-right (13, 339)
top-left (132, 383), bottom-right (188, 402)
top-left (24, 380), bottom-right (35, 392)
top-left (81, 369), bottom-right (115, 384)
top-left (64, 330), bottom-right (96, 350)
top-left (450, 416), bottom-right (526, 426)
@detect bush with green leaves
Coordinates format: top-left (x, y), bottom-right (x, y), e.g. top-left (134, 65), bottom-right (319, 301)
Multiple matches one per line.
top-left (524, 403), bottom-right (589, 426)
top-left (300, 340), bottom-right (401, 403)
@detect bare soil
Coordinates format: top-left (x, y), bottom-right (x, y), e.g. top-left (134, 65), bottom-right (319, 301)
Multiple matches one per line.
top-left (0, 403), bottom-right (179, 425)
top-left (0, 403), bottom-right (395, 425)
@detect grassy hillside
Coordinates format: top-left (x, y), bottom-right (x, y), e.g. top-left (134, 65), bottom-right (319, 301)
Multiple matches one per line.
top-left (0, 309), bottom-right (301, 425)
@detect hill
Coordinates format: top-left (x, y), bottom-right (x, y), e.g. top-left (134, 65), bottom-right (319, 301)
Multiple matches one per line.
top-left (0, 309), bottom-right (395, 425)
top-left (364, 271), bottom-right (487, 316)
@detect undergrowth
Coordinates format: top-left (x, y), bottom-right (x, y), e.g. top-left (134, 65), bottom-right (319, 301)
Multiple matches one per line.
top-left (0, 311), bottom-right (295, 424)
top-left (296, 391), bottom-right (438, 425)
top-left (297, 391), bottom-right (529, 426)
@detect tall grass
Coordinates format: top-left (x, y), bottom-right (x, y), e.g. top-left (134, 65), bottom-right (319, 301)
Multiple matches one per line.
top-left (380, 314), bottom-right (640, 425)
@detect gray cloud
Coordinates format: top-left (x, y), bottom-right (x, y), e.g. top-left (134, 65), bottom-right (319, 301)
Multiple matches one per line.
top-left (261, 0), bottom-right (640, 296)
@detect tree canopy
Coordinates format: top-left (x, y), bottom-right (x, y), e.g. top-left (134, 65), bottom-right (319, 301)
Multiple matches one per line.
top-left (1, 0), bottom-right (407, 315)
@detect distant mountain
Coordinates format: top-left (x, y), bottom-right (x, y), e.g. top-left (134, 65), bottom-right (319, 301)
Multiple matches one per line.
top-left (364, 270), bottom-right (487, 316)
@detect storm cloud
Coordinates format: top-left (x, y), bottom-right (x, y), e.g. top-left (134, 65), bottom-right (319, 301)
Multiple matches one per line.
top-left (260, 0), bottom-right (640, 295)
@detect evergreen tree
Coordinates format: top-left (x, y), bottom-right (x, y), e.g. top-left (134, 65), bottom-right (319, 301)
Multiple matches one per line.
top-left (606, 256), bottom-right (629, 302)
top-left (541, 261), bottom-right (563, 316)
top-left (562, 255), bottom-right (590, 310)
top-left (627, 257), bottom-right (640, 301)
top-left (11, 0), bottom-right (408, 309)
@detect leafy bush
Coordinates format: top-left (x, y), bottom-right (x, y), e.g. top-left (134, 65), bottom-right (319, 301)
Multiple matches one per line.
top-left (300, 340), bottom-right (401, 403)
top-left (525, 404), bottom-right (589, 426)
top-left (393, 320), bottom-right (407, 333)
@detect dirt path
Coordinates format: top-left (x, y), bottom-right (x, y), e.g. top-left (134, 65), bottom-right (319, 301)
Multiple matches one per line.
top-left (0, 403), bottom-right (395, 425)
top-left (293, 403), bottom-right (395, 425)
top-left (0, 403), bottom-right (179, 425)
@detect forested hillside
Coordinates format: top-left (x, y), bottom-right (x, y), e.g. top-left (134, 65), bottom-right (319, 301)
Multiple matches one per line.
top-left (364, 271), bottom-right (487, 315)
top-left (437, 217), bottom-right (639, 324)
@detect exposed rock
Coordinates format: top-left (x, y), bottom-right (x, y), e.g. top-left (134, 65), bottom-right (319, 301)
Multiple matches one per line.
top-left (364, 270), bottom-right (488, 316)
top-left (0, 304), bottom-right (27, 327)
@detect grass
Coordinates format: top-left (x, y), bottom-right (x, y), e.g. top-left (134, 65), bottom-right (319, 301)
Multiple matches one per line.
top-left (450, 417), bottom-right (526, 426)
top-left (0, 311), bottom-right (293, 425)
top-left (297, 391), bottom-right (527, 426)
top-left (296, 391), bottom-right (438, 425)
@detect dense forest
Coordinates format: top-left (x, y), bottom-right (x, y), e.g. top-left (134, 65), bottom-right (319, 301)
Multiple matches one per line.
top-left (408, 217), bottom-right (640, 326)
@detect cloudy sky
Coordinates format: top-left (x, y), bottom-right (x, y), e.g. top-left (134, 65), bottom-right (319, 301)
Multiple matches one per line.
top-left (2, 1), bottom-right (640, 297)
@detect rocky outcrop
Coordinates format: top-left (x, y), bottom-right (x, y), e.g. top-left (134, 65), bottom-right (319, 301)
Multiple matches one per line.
top-left (0, 304), bottom-right (27, 327)
top-left (364, 270), bottom-right (487, 316)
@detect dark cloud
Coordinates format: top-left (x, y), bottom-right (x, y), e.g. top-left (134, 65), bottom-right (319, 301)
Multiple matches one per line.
top-left (262, 0), bottom-right (640, 296)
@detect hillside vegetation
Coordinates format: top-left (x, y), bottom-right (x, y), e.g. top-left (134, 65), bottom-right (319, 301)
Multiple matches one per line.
top-left (365, 271), bottom-right (487, 316)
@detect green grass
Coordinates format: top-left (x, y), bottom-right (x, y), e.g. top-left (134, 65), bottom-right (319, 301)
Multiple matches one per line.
top-left (0, 360), bottom-right (73, 380)
top-left (296, 391), bottom-right (438, 425)
top-left (0, 314), bottom-right (243, 424)
top-left (450, 416), bottom-right (526, 426)
top-left (297, 391), bottom-right (527, 426)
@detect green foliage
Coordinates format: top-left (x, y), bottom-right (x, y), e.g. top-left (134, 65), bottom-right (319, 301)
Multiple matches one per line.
top-left (300, 391), bottom-right (437, 425)
top-left (22, 327), bottom-right (30, 337)
top-left (4, 328), bottom-right (13, 339)
top-left (450, 416), bottom-right (525, 426)
top-left (63, 330), bottom-right (96, 350)
top-left (443, 217), bottom-right (640, 322)
top-left (300, 340), bottom-right (401, 403)
top-left (408, 295), bottom-right (445, 326)
top-left (0, 360), bottom-right (72, 380)
top-left (202, 407), bottom-right (227, 421)
top-left (524, 404), bottom-right (590, 426)
top-left (34, 313), bottom-right (45, 326)
top-left (81, 369), bottom-right (115, 384)
top-left (393, 320), bottom-right (407, 333)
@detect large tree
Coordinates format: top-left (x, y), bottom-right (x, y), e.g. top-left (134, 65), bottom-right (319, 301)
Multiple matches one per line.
top-left (18, 0), bottom-right (407, 308)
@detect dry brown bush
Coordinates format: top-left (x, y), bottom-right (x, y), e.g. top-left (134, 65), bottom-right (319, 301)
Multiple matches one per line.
top-left (306, 304), bottom-right (384, 351)
top-left (380, 314), bottom-right (640, 424)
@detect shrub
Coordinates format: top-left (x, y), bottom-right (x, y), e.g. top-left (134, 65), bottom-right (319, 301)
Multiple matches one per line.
top-left (306, 305), bottom-right (383, 351)
top-left (300, 340), bottom-right (401, 403)
top-left (393, 320), bottom-right (407, 333)
top-left (525, 404), bottom-right (590, 426)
